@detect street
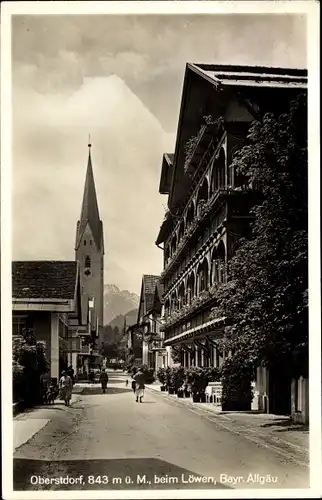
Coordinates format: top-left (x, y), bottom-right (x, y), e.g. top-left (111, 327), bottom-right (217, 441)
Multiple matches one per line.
top-left (13, 371), bottom-right (309, 491)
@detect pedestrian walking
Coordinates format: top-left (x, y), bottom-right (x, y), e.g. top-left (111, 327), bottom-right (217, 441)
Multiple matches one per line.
top-left (40, 369), bottom-right (50, 404)
top-left (88, 369), bottom-right (95, 383)
top-left (133, 368), bottom-right (145, 403)
top-left (125, 379), bottom-right (129, 387)
top-left (66, 365), bottom-right (75, 385)
top-left (99, 369), bottom-right (109, 393)
top-left (131, 377), bottom-right (136, 394)
top-left (59, 370), bottom-right (73, 406)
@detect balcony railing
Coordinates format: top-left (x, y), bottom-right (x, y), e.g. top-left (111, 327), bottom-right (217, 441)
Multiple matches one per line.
top-left (80, 344), bottom-right (91, 355)
top-left (184, 117), bottom-right (224, 178)
top-left (161, 191), bottom-right (229, 282)
top-left (161, 285), bottom-right (220, 331)
top-left (149, 340), bottom-right (166, 351)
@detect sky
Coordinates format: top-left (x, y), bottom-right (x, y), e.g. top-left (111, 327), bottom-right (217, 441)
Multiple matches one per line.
top-left (11, 13), bottom-right (307, 294)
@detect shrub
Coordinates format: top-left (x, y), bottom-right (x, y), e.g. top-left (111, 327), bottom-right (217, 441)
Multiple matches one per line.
top-left (157, 367), bottom-right (167, 386)
top-left (206, 366), bottom-right (221, 383)
top-left (12, 330), bottom-right (50, 406)
top-left (164, 366), bottom-right (172, 389)
top-left (184, 367), bottom-right (208, 395)
top-left (221, 358), bottom-right (254, 411)
top-left (170, 365), bottom-right (185, 391)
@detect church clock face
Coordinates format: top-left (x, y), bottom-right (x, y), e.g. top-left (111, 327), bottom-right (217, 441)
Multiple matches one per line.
top-left (84, 269), bottom-right (91, 277)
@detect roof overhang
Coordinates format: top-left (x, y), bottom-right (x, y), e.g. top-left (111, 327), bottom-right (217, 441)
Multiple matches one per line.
top-left (155, 212), bottom-right (173, 246)
top-left (128, 321), bottom-right (149, 332)
top-left (168, 64), bottom-right (227, 211)
top-left (12, 298), bottom-right (76, 312)
top-left (159, 153), bottom-right (174, 195)
top-left (164, 317), bottom-right (225, 345)
top-left (167, 63), bottom-right (307, 212)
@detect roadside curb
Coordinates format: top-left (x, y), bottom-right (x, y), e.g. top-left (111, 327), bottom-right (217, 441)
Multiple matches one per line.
top-left (13, 401), bottom-right (26, 417)
top-left (146, 386), bottom-right (309, 467)
top-left (14, 394), bottom-right (82, 421)
top-left (145, 385), bottom-right (224, 415)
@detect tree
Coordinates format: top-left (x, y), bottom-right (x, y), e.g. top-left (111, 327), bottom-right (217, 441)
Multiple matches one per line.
top-left (211, 94), bottom-right (308, 380)
top-left (12, 328), bottom-right (50, 404)
top-left (100, 325), bottom-right (129, 362)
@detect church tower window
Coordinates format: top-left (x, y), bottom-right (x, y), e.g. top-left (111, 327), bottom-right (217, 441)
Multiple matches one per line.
top-left (75, 140), bottom-right (104, 330)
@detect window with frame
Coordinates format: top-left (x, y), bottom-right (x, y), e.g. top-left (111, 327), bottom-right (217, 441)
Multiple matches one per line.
top-left (12, 315), bottom-right (27, 336)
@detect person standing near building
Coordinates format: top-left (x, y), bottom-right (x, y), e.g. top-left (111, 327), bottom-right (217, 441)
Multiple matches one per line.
top-left (133, 368), bottom-right (145, 403)
top-left (40, 369), bottom-right (50, 404)
top-left (99, 369), bottom-right (109, 394)
top-left (66, 366), bottom-right (75, 385)
top-left (59, 371), bottom-right (73, 406)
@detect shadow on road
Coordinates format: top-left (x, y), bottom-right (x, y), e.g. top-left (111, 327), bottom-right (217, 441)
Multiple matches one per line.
top-left (106, 379), bottom-right (129, 384)
top-left (17, 404), bottom-right (67, 414)
top-left (13, 458), bottom-right (231, 490)
top-left (260, 419), bottom-right (309, 433)
top-left (79, 387), bottom-right (132, 396)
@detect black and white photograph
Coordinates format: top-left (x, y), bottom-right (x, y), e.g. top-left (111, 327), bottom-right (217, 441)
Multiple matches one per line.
top-left (1, 1), bottom-right (320, 499)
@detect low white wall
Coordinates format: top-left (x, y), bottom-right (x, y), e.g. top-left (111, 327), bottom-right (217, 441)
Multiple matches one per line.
top-left (166, 346), bottom-right (174, 367)
top-left (253, 365), bottom-right (269, 412)
top-left (291, 377), bottom-right (309, 425)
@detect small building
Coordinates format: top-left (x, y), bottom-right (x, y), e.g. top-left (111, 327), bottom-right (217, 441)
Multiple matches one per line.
top-left (136, 275), bottom-right (160, 366)
top-left (12, 260), bottom-right (83, 379)
top-left (127, 275), bottom-right (167, 372)
top-left (67, 295), bottom-right (101, 378)
top-left (146, 281), bottom-right (167, 372)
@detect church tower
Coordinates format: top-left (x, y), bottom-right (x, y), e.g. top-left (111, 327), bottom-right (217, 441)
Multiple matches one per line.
top-left (75, 141), bottom-right (104, 337)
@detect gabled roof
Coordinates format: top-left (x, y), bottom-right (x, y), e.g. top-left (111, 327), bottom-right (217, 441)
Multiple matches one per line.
top-left (75, 146), bottom-right (104, 252)
top-left (12, 261), bottom-right (79, 300)
top-left (137, 275), bottom-right (160, 321)
top-left (152, 281), bottom-right (164, 313)
top-left (190, 64), bottom-right (307, 89)
top-left (166, 62), bottom-right (308, 214)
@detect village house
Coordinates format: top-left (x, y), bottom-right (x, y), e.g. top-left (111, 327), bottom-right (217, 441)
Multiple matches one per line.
top-left (12, 142), bottom-right (105, 381)
top-left (148, 281), bottom-right (167, 372)
top-left (127, 275), bottom-right (166, 372)
top-left (155, 63), bottom-right (308, 420)
top-left (12, 260), bottom-right (83, 380)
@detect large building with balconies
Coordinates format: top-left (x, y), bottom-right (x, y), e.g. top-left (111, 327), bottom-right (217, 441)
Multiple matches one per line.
top-left (156, 64), bottom-right (307, 413)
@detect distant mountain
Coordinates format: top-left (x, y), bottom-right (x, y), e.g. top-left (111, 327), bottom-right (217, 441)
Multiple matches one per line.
top-left (104, 284), bottom-right (139, 325)
top-left (109, 308), bottom-right (138, 330)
